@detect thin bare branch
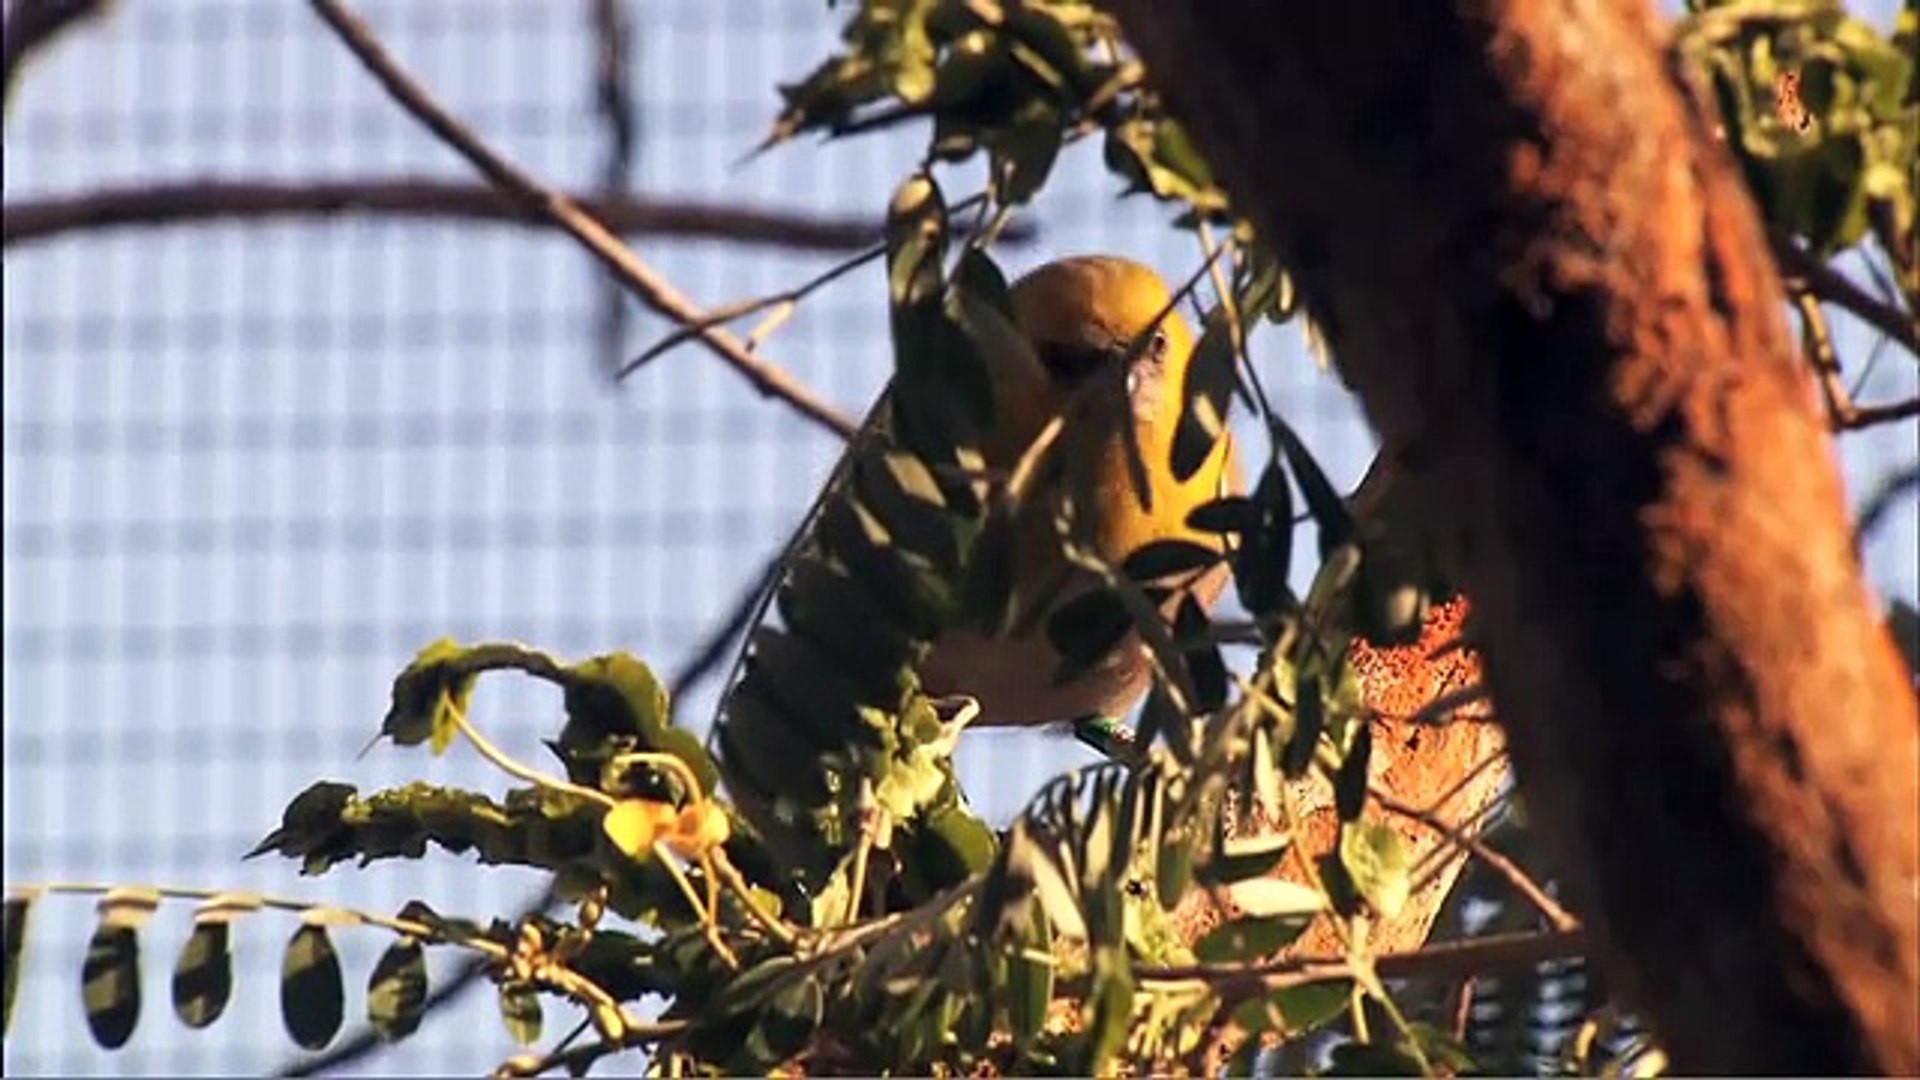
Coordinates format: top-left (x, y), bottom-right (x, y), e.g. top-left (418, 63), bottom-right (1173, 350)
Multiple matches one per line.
top-left (1856, 461), bottom-right (1920, 547)
top-left (1135, 927), bottom-right (1589, 999)
top-left (2, 178), bottom-right (890, 252)
top-left (1773, 229), bottom-right (1920, 363)
top-left (1795, 287), bottom-right (1920, 432)
top-left (309, 0), bottom-right (859, 441)
top-left (589, 0), bottom-right (639, 381)
top-left (621, 190), bottom-right (1032, 376)
top-left (1373, 785), bottom-right (1580, 932)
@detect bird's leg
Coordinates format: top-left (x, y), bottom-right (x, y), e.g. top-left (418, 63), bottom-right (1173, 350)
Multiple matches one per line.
top-left (1072, 714), bottom-right (1147, 767)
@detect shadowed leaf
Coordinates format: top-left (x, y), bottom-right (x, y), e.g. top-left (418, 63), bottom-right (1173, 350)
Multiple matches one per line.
top-left (367, 937), bottom-right (427, 1041)
top-left (1336, 719), bottom-right (1373, 821)
top-left (4, 894), bottom-right (29, 1038)
top-left (81, 922), bottom-right (140, 1049)
top-left (1172, 312), bottom-right (1236, 482)
top-left (281, 923), bottom-right (345, 1051)
top-left (380, 637), bottom-right (476, 753)
top-left (1236, 457), bottom-right (1297, 620)
top-left (499, 980), bottom-right (542, 1046)
top-left (1194, 913), bottom-right (1311, 963)
top-left (171, 921), bottom-right (232, 1030)
top-left (1339, 820), bottom-right (1411, 919)
top-left (1271, 417), bottom-right (1352, 556)
top-left (1046, 587), bottom-right (1133, 680)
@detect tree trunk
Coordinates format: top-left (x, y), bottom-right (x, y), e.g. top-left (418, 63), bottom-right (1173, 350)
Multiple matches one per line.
top-left (1103, 0), bottom-right (1920, 1072)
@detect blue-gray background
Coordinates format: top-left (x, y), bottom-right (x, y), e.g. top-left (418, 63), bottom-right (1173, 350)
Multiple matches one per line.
top-left (4, 2), bottom-right (1912, 1075)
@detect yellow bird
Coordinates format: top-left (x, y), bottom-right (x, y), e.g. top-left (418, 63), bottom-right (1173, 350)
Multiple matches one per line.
top-left (714, 249), bottom-right (1251, 883)
top-left (713, 254), bottom-right (1243, 873)
top-left (917, 254), bottom-right (1243, 730)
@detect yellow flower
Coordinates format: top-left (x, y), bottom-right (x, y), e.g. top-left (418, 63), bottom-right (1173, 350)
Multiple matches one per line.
top-left (601, 799), bottom-right (678, 859)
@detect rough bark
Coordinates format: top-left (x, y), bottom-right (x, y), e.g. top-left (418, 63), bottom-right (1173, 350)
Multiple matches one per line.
top-left (1173, 598), bottom-right (1509, 961)
top-left (1104, 0), bottom-right (1920, 1072)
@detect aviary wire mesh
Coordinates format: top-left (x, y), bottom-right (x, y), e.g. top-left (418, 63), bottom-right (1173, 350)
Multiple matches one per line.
top-left (2, 1), bottom-right (1912, 1076)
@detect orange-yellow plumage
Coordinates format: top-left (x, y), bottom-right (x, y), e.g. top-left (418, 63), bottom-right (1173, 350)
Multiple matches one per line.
top-left (918, 255), bottom-right (1243, 728)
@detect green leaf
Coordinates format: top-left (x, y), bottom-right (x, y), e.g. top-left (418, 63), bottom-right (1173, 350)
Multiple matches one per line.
top-left (249, 780), bottom-right (604, 878)
top-left (1284, 674), bottom-right (1323, 778)
top-left (1233, 979), bottom-right (1354, 1040)
top-left (1155, 822), bottom-right (1196, 909)
top-left (751, 975), bottom-right (825, 1067)
top-left (1103, 117), bottom-right (1227, 212)
top-left (81, 922), bottom-right (141, 1050)
top-left (246, 781), bottom-right (358, 868)
top-left (499, 980), bottom-right (543, 1046)
top-left (1084, 948), bottom-right (1134, 1074)
top-left (562, 651), bottom-right (716, 798)
top-left (1138, 676), bottom-right (1194, 765)
top-left (1339, 820), bottom-right (1411, 919)
top-left (1222, 878), bottom-right (1325, 920)
top-left (1274, 980), bottom-right (1354, 1034)
top-left (888, 172), bottom-right (948, 312)
top-left (953, 247), bottom-right (1014, 320)
top-left (1226, 1036), bottom-right (1264, 1077)
top-left (991, 99), bottom-right (1064, 205)
top-left (1198, 831), bottom-right (1292, 886)
top-left (961, 501), bottom-right (1021, 636)
top-left (1404, 1021), bottom-right (1479, 1073)
top-left (381, 637), bottom-right (477, 753)
top-left (1238, 257), bottom-right (1296, 326)
top-left (1335, 719), bottom-right (1373, 821)
top-left (3, 894), bottom-right (29, 1038)
top-left (1172, 311), bottom-right (1238, 483)
top-left (1007, 818), bottom-right (1086, 940)
top-left (1174, 595), bottom-right (1229, 714)
top-left (281, 923), bottom-right (346, 1051)
top-left (367, 937), bottom-right (428, 1042)
top-left (171, 920), bottom-right (233, 1030)
top-left (1194, 914), bottom-right (1312, 963)
top-left (917, 799), bottom-right (1000, 882)
top-left (1007, 917), bottom-right (1054, 1051)
top-left (857, 450), bottom-right (967, 575)
top-left (1327, 1038), bottom-right (1426, 1075)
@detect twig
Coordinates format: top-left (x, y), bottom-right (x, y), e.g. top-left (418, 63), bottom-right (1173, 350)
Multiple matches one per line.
top-left (1795, 288), bottom-right (1920, 432)
top-left (1855, 461), bottom-right (1920, 547)
top-left (1773, 229), bottom-right (1920, 362)
top-left (588, 0), bottom-right (638, 382)
top-left (1, 0), bottom-right (107, 110)
top-left (1371, 786), bottom-right (1580, 932)
top-left (1134, 927), bottom-right (1589, 998)
top-left (665, 548), bottom-right (787, 720)
top-left (2, 178), bottom-right (892, 252)
top-left (20, 881), bottom-right (509, 964)
top-left (309, 0), bottom-right (859, 441)
top-left (620, 190), bottom-right (1027, 376)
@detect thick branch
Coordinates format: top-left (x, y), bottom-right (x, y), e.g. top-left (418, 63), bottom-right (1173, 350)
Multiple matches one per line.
top-left (2, 178), bottom-right (895, 252)
top-left (1105, 0), bottom-right (1920, 1073)
top-left (309, 0), bottom-right (859, 441)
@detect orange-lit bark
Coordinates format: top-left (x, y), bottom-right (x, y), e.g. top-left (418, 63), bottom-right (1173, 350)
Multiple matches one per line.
top-left (1106, 1), bottom-right (1920, 1071)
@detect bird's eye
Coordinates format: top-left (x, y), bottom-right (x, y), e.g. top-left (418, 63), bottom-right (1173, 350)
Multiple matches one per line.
top-left (1149, 327), bottom-right (1170, 358)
